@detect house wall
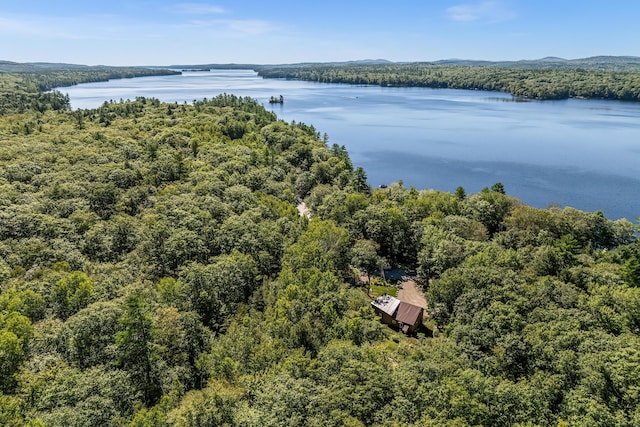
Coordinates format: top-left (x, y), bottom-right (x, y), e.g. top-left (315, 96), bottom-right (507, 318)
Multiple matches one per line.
top-left (373, 307), bottom-right (397, 326)
top-left (406, 309), bottom-right (423, 333)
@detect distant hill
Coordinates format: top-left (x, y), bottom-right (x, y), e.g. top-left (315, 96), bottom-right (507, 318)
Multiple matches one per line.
top-left (567, 55), bottom-right (640, 70)
top-left (0, 62), bottom-right (93, 73)
top-left (165, 56), bottom-right (640, 72)
top-left (432, 56), bottom-right (640, 71)
top-left (538, 56), bottom-right (568, 62)
top-left (161, 59), bottom-right (393, 71)
top-left (3, 56), bottom-right (639, 74)
top-left (0, 62), bottom-right (179, 97)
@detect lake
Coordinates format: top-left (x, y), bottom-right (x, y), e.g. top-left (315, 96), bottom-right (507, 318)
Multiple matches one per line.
top-left (61, 70), bottom-right (640, 220)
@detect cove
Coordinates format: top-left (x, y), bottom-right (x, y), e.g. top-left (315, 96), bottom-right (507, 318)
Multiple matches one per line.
top-left (61, 70), bottom-right (640, 220)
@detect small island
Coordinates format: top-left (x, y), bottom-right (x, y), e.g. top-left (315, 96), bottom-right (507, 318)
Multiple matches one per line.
top-left (268, 95), bottom-right (284, 104)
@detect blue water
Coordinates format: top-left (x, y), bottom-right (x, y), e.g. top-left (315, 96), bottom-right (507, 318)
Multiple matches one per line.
top-left (61, 70), bottom-right (640, 220)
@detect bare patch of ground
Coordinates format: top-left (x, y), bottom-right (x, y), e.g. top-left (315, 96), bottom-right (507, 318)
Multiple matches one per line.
top-left (397, 279), bottom-right (427, 309)
top-left (297, 201), bottom-right (311, 219)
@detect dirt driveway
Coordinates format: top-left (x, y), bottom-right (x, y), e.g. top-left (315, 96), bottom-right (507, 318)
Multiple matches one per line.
top-left (397, 280), bottom-right (427, 309)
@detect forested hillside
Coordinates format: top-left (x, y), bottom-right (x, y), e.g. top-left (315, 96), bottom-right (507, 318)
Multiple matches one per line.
top-left (258, 63), bottom-right (640, 101)
top-left (432, 56), bottom-right (640, 71)
top-left (0, 64), bottom-right (179, 115)
top-left (0, 71), bottom-right (639, 426)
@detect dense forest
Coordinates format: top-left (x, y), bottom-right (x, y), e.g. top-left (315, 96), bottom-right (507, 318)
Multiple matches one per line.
top-left (410, 56), bottom-right (640, 72)
top-left (0, 64), bottom-right (179, 115)
top-left (258, 63), bottom-right (640, 101)
top-left (0, 69), bottom-right (639, 426)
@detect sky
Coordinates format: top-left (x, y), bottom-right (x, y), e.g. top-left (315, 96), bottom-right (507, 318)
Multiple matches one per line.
top-left (1, 0), bottom-right (639, 66)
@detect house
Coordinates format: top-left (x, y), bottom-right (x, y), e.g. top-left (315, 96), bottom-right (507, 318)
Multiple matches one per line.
top-left (370, 294), bottom-right (400, 326)
top-left (395, 301), bottom-right (424, 334)
top-left (371, 294), bottom-right (424, 334)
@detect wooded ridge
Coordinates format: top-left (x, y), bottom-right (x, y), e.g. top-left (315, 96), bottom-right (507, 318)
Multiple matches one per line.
top-left (257, 62), bottom-right (640, 101)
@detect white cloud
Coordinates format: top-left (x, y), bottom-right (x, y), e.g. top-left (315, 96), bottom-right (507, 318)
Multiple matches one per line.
top-left (178, 19), bottom-right (277, 35)
top-left (171, 3), bottom-right (226, 15)
top-left (447, 1), bottom-right (515, 23)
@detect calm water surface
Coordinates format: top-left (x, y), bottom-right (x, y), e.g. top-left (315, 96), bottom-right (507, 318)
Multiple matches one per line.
top-left (62, 70), bottom-right (640, 220)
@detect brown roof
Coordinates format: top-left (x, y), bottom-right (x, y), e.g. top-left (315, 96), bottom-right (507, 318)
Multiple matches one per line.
top-left (395, 301), bottom-right (423, 326)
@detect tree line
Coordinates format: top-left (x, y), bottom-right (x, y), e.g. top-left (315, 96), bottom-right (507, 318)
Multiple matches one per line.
top-left (258, 63), bottom-right (640, 101)
top-left (0, 65), bottom-right (178, 115)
